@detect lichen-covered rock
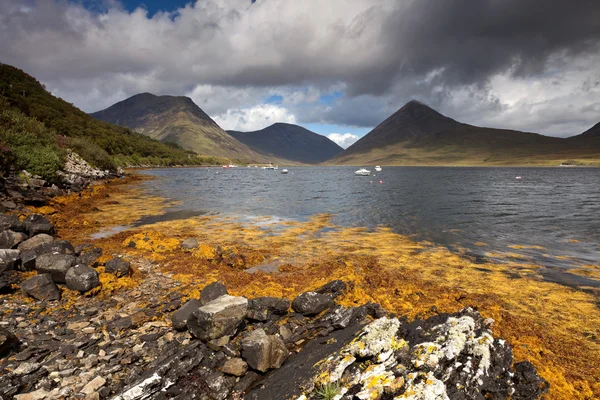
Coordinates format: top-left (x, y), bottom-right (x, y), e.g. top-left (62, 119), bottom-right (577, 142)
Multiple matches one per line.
top-left (65, 264), bottom-right (100, 293)
top-left (104, 257), bottom-right (131, 277)
top-left (187, 295), bottom-right (248, 341)
top-left (17, 234), bottom-right (54, 252)
top-left (171, 299), bottom-right (202, 331)
top-left (241, 328), bottom-right (289, 372)
top-left (200, 281), bottom-right (229, 305)
top-left (35, 253), bottom-right (76, 283)
top-left (0, 249), bottom-right (20, 273)
top-left (0, 230), bottom-right (28, 249)
top-left (247, 296), bottom-right (290, 321)
top-left (20, 274), bottom-right (60, 301)
top-left (292, 291), bottom-right (333, 316)
top-left (23, 214), bottom-right (54, 236)
top-left (0, 327), bottom-right (18, 358)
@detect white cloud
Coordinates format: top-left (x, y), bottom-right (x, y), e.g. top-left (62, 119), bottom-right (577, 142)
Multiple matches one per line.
top-left (214, 104), bottom-right (297, 131)
top-left (327, 133), bottom-right (360, 148)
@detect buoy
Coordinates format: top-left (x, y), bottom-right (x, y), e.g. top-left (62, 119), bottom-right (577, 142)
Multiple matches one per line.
top-left (379, 180), bottom-right (383, 184)
top-left (370, 181), bottom-right (373, 184)
top-left (516, 176), bottom-right (521, 180)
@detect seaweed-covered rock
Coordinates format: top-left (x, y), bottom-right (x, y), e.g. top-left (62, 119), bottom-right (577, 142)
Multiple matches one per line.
top-left (104, 257), bottom-right (131, 277)
top-left (187, 295), bottom-right (248, 341)
top-left (0, 249), bottom-right (20, 273)
top-left (65, 264), bottom-right (100, 293)
top-left (247, 297), bottom-right (290, 321)
top-left (23, 214), bottom-right (54, 236)
top-left (35, 253), bottom-right (76, 283)
top-left (291, 291), bottom-right (333, 316)
top-left (200, 281), bottom-right (229, 305)
top-left (17, 234), bottom-right (54, 252)
top-left (0, 230), bottom-right (28, 249)
top-left (241, 328), bottom-right (289, 372)
top-left (171, 299), bottom-right (202, 331)
top-left (20, 274), bottom-right (60, 301)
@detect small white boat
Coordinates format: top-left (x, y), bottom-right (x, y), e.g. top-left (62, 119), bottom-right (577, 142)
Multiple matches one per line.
top-left (375, 166), bottom-right (382, 172)
top-left (281, 169), bottom-right (288, 174)
top-left (263, 164), bottom-right (278, 170)
top-left (355, 168), bottom-right (371, 176)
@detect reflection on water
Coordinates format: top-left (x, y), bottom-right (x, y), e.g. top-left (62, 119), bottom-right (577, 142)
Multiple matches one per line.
top-left (136, 166), bottom-right (600, 284)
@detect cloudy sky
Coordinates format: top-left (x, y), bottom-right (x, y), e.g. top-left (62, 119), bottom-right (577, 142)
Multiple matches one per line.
top-left (1, 0), bottom-right (599, 148)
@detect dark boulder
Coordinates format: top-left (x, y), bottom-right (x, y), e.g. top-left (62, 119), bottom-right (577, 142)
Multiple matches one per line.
top-left (315, 280), bottom-right (349, 299)
top-left (20, 274), bottom-right (60, 301)
top-left (65, 264), bottom-right (100, 292)
top-left (76, 247), bottom-right (103, 267)
top-left (247, 297), bottom-right (290, 321)
top-left (0, 249), bottom-right (20, 273)
top-left (241, 328), bottom-right (289, 372)
top-left (171, 299), bottom-right (202, 331)
top-left (23, 214), bottom-right (55, 236)
top-left (19, 249), bottom-right (38, 271)
top-left (35, 253), bottom-right (77, 283)
top-left (34, 240), bottom-right (75, 256)
top-left (291, 292), bottom-right (334, 316)
top-left (0, 230), bottom-right (28, 249)
top-left (0, 215), bottom-right (24, 232)
top-left (200, 281), bottom-right (229, 305)
top-left (0, 327), bottom-right (19, 358)
top-left (105, 257), bottom-right (131, 277)
top-left (187, 295), bottom-right (248, 341)
top-left (17, 234), bottom-right (54, 252)
top-left (512, 361), bottom-right (549, 399)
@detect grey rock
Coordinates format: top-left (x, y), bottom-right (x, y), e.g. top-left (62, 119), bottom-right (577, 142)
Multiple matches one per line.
top-left (20, 274), bottom-right (60, 301)
top-left (291, 291), bottom-right (334, 316)
top-left (19, 249), bottom-right (38, 271)
top-left (104, 257), bottom-right (131, 277)
top-left (0, 327), bottom-right (19, 358)
top-left (76, 247), bottom-right (102, 267)
top-left (323, 305), bottom-right (355, 329)
top-left (247, 297), bottom-right (290, 321)
top-left (221, 357), bottom-right (248, 376)
top-left (0, 200), bottom-right (17, 210)
top-left (35, 253), bottom-right (76, 283)
top-left (241, 328), bottom-right (289, 372)
top-left (23, 214), bottom-right (55, 236)
top-left (17, 234), bottom-right (54, 252)
top-left (0, 249), bottom-right (20, 273)
top-left (171, 299), bottom-right (202, 331)
top-left (181, 238), bottom-right (198, 249)
top-left (200, 281), bottom-right (229, 305)
top-left (0, 214), bottom-right (24, 232)
top-left (187, 295), bottom-right (248, 341)
top-left (34, 240), bottom-right (75, 256)
top-left (0, 230), bottom-right (28, 249)
top-left (65, 264), bottom-right (100, 292)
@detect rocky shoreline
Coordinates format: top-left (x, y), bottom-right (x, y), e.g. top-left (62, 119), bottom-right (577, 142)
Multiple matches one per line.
top-left (0, 196), bottom-right (550, 400)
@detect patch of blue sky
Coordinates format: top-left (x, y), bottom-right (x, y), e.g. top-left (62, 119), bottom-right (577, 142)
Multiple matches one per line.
top-left (303, 123), bottom-right (371, 137)
top-left (264, 94), bottom-right (283, 105)
top-left (318, 91), bottom-right (343, 105)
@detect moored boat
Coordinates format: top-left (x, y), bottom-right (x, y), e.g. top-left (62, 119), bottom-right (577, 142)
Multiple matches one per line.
top-left (355, 168), bottom-right (371, 176)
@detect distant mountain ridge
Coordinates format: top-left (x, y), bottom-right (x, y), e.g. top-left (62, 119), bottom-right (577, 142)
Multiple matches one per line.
top-left (331, 101), bottom-right (600, 166)
top-left (228, 123), bottom-right (343, 164)
top-left (92, 93), bottom-right (265, 161)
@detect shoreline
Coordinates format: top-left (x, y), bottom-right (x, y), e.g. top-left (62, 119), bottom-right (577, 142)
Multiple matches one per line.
top-left (1, 172), bottom-right (599, 399)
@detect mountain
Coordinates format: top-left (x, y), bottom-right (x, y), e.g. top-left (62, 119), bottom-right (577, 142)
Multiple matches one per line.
top-left (330, 101), bottom-right (600, 166)
top-left (228, 123), bottom-right (343, 163)
top-left (0, 63), bottom-right (211, 181)
top-left (570, 121), bottom-right (600, 140)
top-left (91, 93), bottom-right (264, 161)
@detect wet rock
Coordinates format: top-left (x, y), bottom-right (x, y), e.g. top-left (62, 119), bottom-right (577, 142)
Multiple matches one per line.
top-left (221, 357), bottom-right (248, 376)
top-left (20, 274), bottom-right (60, 301)
top-left (247, 296), bottom-right (290, 321)
top-left (76, 247), bottom-right (102, 267)
top-left (0, 327), bottom-right (19, 358)
top-left (187, 295), bottom-right (248, 341)
top-left (181, 238), bottom-right (198, 249)
top-left (0, 230), bottom-right (28, 249)
top-left (316, 279), bottom-right (349, 299)
top-left (0, 249), bottom-right (20, 273)
top-left (104, 257), bottom-right (131, 277)
top-left (65, 264), bottom-right (100, 292)
top-left (23, 214), bottom-right (55, 236)
top-left (292, 291), bottom-right (334, 316)
top-left (241, 328), bottom-right (289, 372)
top-left (17, 234), bottom-right (54, 252)
top-left (0, 214), bottom-right (24, 232)
top-left (171, 299), bottom-right (202, 331)
top-left (35, 253), bottom-right (76, 283)
top-left (200, 281), bottom-right (229, 305)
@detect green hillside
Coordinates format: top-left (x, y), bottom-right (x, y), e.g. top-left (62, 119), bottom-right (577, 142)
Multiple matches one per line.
top-left (0, 63), bottom-right (220, 181)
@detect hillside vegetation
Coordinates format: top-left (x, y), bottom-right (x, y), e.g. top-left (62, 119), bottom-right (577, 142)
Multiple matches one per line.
top-left (0, 64), bottom-right (220, 181)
